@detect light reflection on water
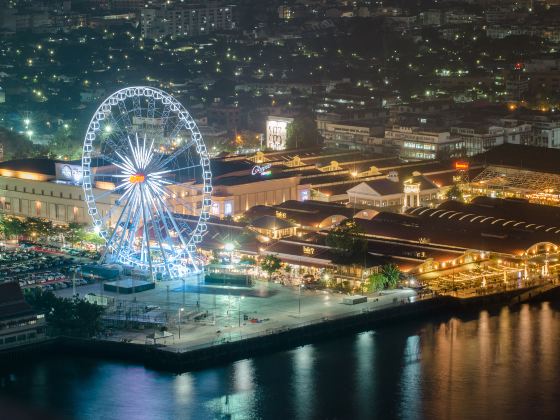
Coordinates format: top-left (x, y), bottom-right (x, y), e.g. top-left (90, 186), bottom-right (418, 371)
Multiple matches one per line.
top-left (2, 302), bottom-right (560, 420)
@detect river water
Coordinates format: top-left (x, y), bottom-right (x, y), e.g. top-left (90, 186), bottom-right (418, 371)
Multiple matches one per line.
top-left (2, 302), bottom-right (560, 420)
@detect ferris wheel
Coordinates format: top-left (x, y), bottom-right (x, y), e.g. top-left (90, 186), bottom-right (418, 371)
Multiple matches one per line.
top-left (82, 87), bottom-right (212, 278)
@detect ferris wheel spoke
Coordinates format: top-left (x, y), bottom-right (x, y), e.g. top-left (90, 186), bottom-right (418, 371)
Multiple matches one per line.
top-left (152, 190), bottom-right (191, 249)
top-left (144, 194), bottom-right (172, 277)
top-left (167, 191), bottom-right (199, 217)
top-left (132, 95), bottom-right (142, 119)
top-left (139, 185), bottom-right (155, 276)
top-left (117, 100), bottom-right (133, 132)
top-left (168, 118), bottom-right (188, 141)
top-left (150, 163), bottom-right (201, 177)
top-left (93, 181), bottom-right (128, 203)
top-left (121, 192), bottom-right (143, 260)
top-left (101, 189), bottom-right (137, 262)
top-left (149, 190), bottom-right (184, 254)
top-left (157, 138), bottom-right (197, 170)
top-left (147, 96), bottom-right (156, 119)
top-left (105, 112), bottom-right (131, 151)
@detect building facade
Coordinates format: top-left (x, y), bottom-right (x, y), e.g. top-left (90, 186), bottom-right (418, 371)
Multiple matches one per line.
top-left (141, 2), bottom-right (235, 40)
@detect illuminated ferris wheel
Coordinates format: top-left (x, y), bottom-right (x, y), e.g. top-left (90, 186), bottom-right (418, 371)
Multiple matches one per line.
top-left (82, 87), bottom-right (212, 278)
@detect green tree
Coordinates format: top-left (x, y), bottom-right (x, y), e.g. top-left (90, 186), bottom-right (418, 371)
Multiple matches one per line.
top-left (286, 115), bottom-right (321, 149)
top-left (26, 217), bottom-right (54, 239)
top-left (260, 254), bottom-right (282, 280)
top-left (366, 273), bottom-right (386, 292)
top-left (0, 216), bottom-right (26, 240)
top-left (47, 125), bottom-right (82, 160)
top-left (83, 231), bottom-right (105, 251)
top-left (0, 127), bottom-right (45, 160)
top-left (325, 220), bottom-right (367, 262)
top-left (445, 184), bottom-right (464, 202)
top-left (63, 222), bottom-right (88, 247)
top-left (381, 263), bottom-right (402, 289)
top-left (24, 288), bottom-right (105, 337)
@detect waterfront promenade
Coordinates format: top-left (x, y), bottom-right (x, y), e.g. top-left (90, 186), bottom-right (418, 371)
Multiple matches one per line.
top-left (55, 279), bottom-right (416, 353)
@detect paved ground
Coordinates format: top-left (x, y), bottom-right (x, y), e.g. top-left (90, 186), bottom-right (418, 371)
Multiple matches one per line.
top-left (55, 279), bottom-right (417, 352)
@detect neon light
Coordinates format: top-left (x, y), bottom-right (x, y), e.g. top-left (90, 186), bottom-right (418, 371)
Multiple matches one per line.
top-left (251, 163), bottom-right (272, 176)
top-left (129, 174), bottom-right (145, 183)
top-left (455, 161), bottom-right (469, 170)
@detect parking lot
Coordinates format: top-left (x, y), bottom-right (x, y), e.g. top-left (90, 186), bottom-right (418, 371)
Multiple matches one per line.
top-left (0, 245), bottom-right (96, 292)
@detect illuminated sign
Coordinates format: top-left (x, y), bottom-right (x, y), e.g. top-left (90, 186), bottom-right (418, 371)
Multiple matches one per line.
top-left (276, 211), bottom-right (287, 219)
top-left (454, 161), bottom-right (469, 170)
top-left (58, 164), bottom-right (83, 184)
top-left (303, 246), bottom-right (315, 255)
top-left (404, 182), bottom-right (420, 194)
top-left (266, 116), bottom-right (293, 150)
top-left (251, 163), bottom-right (272, 176)
top-left (129, 174), bottom-right (146, 184)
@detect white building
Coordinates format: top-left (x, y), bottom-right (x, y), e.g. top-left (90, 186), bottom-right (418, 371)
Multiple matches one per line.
top-left (384, 126), bottom-right (464, 160)
top-left (141, 2), bottom-right (235, 40)
top-left (266, 116), bottom-right (293, 150)
top-left (347, 174), bottom-right (440, 210)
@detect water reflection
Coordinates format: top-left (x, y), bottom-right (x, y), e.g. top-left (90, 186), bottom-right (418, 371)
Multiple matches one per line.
top-left (2, 303), bottom-right (560, 419)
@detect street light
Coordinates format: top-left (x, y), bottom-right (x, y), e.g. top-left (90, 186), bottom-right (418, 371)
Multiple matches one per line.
top-left (298, 283), bottom-right (304, 316)
top-left (178, 307), bottom-right (184, 339)
top-left (238, 296), bottom-right (244, 328)
top-left (224, 242), bottom-right (235, 266)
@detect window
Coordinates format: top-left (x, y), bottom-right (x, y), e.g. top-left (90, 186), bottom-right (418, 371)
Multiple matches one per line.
top-left (5, 336), bottom-right (16, 344)
top-left (17, 334), bottom-right (26, 341)
top-left (224, 202), bottom-right (232, 216)
top-left (60, 192), bottom-right (63, 198)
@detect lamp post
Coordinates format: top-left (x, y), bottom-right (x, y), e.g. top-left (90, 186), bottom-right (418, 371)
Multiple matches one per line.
top-left (224, 242), bottom-right (235, 267)
top-left (298, 283), bottom-right (303, 316)
top-left (238, 296), bottom-right (244, 328)
top-left (178, 307), bottom-right (184, 339)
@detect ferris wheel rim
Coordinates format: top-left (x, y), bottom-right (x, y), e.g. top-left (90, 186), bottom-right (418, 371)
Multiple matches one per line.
top-left (81, 86), bottom-right (212, 275)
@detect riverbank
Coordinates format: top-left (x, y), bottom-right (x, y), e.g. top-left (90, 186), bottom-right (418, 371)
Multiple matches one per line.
top-left (2, 284), bottom-right (559, 373)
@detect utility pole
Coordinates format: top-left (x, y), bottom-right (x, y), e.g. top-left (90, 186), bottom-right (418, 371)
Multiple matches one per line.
top-left (178, 307), bottom-right (184, 339)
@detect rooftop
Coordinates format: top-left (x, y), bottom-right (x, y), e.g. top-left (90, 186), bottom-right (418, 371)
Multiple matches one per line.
top-left (0, 283), bottom-right (34, 320)
top-left (474, 144), bottom-right (560, 175)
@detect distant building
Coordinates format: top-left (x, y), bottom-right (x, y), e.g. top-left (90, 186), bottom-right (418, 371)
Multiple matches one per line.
top-left (0, 283), bottom-right (46, 350)
top-left (266, 116), bottom-right (292, 150)
top-left (451, 122), bottom-right (532, 156)
top-left (347, 174), bottom-right (440, 210)
top-left (321, 120), bottom-right (384, 151)
top-left (384, 126), bottom-right (464, 160)
top-left (141, 2), bottom-right (235, 40)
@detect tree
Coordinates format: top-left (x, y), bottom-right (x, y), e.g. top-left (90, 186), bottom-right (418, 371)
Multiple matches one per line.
top-left (63, 222), bottom-right (88, 247)
top-left (445, 184), bottom-right (464, 202)
top-left (366, 273), bottom-right (386, 292)
top-left (83, 231), bottom-right (105, 251)
top-left (381, 263), bottom-right (402, 289)
top-left (260, 254), bottom-right (282, 280)
top-left (24, 288), bottom-right (105, 337)
top-left (325, 220), bottom-right (367, 262)
top-left (0, 216), bottom-right (26, 240)
top-left (26, 217), bottom-right (55, 240)
top-left (286, 115), bottom-right (322, 149)
top-left (0, 127), bottom-right (45, 160)
top-left (47, 125), bottom-right (82, 160)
